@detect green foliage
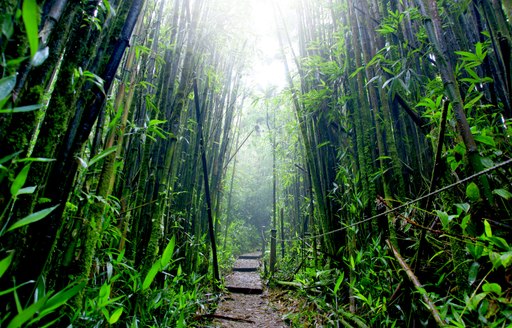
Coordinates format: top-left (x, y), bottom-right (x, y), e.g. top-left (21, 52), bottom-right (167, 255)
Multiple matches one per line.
top-left (142, 235), bottom-right (175, 290)
top-left (21, 0), bottom-right (39, 58)
top-left (0, 252), bottom-right (14, 278)
top-left (1, 281), bottom-right (85, 328)
top-left (6, 204), bottom-right (59, 232)
top-left (72, 67), bottom-right (105, 95)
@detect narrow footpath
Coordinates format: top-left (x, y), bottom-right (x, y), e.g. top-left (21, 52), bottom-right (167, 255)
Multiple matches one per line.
top-left (212, 252), bottom-right (286, 327)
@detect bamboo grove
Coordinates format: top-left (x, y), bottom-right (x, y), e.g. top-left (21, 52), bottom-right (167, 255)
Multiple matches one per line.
top-left (0, 0), bottom-right (511, 326)
top-left (267, 0), bottom-right (512, 326)
top-left (1, 0), bottom-right (247, 325)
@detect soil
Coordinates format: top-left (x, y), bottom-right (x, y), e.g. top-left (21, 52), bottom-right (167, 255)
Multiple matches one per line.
top-left (211, 290), bottom-right (287, 327)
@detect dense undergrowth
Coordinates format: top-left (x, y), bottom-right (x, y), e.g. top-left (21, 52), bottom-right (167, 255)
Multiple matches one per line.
top-left (1, 0), bottom-right (512, 326)
top-left (267, 226), bottom-right (512, 327)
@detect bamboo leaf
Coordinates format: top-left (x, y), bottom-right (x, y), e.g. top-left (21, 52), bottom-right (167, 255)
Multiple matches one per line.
top-left (40, 282), bottom-right (85, 316)
top-left (7, 205), bottom-right (59, 232)
top-left (317, 141), bottom-right (331, 149)
top-left (455, 50), bottom-right (479, 62)
top-left (22, 0), bottom-right (40, 58)
top-left (160, 235), bottom-right (175, 267)
top-left (493, 189), bottom-right (512, 200)
top-left (0, 104), bottom-right (42, 114)
top-left (31, 46), bottom-right (49, 67)
top-left (0, 75), bottom-right (16, 101)
top-left (108, 307), bottom-right (123, 324)
top-left (0, 252), bottom-right (14, 278)
top-left (435, 210), bottom-right (449, 230)
top-left (14, 157), bottom-right (55, 163)
top-left (7, 295), bottom-right (48, 328)
top-left (473, 134), bottom-right (495, 147)
top-left (468, 261), bottom-right (479, 286)
top-left (0, 151), bottom-right (22, 165)
top-left (466, 182), bottom-right (480, 201)
top-left (142, 262), bottom-right (160, 290)
top-left (0, 280), bottom-right (34, 296)
top-left (483, 219), bottom-right (492, 237)
top-left (149, 119), bottom-right (167, 126)
top-left (333, 271), bottom-right (344, 294)
top-left (10, 165), bottom-right (31, 197)
top-left (88, 146), bottom-right (117, 167)
top-left (470, 293), bottom-right (486, 310)
top-left (17, 186), bottom-right (36, 195)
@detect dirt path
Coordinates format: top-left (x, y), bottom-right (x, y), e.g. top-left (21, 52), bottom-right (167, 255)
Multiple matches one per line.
top-left (211, 253), bottom-right (287, 327)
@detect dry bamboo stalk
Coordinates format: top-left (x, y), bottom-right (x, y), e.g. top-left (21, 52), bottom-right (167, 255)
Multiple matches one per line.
top-left (386, 240), bottom-right (446, 327)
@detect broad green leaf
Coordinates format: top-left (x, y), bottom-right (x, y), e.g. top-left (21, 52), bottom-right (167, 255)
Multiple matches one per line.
top-left (435, 210), bottom-right (449, 230)
top-left (177, 264), bottom-right (182, 277)
top-left (102, 0), bottom-right (113, 16)
top-left (470, 293), bottom-right (487, 310)
top-left (454, 203), bottom-right (470, 214)
top-left (17, 186), bottom-right (36, 195)
top-left (99, 282), bottom-right (111, 304)
top-left (480, 156), bottom-right (494, 168)
top-left (10, 165), bottom-right (30, 197)
top-left (467, 243), bottom-right (483, 259)
top-left (333, 271), bottom-right (344, 294)
top-left (0, 252), bottom-right (14, 278)
top-left (7, 205), bottom-right (59, 232)
top-left (466, 182), bottom-right (480, 201)
top-left (148, 119), bottom-right (167, 126)
top-left (0, 151), bottom-right (22, 165)
top-left (40, 282), bottom-right (85, 315)
top-left (0, 280), bottom-right (34, 296)
top-left (0, 75), bottom-right (16, 100)
top-left (2, 17), bottom-right (14, 38)
top-left (0, 104), bottom-right (41, 114)
top-left (461, 215), bottom-right (471, 231)
top-left (500, 251), bottom-right (512, 268)
top-left (468, 262), bottom-right (479, 286)
top-left (14, 157), bottom-right (55, 163)
top-left (108, 307), bottom-right (123, 324)
top-left (101, 308), bottom-right (110, 321)
top-left (142, 262), bottom-right (160, 290)
top-left (482, 282), bottom-right (502, 295)
top-left (6, 57), bottom-right (29, 68)
top-left (31, 46), bottom-right (49, 67)
top-left (88, 146), bottom-right (117, 167)
top-left (7, 294), bottom-right (48, 328)
top-left (160, 235), bottom-right (176, 267)
top-left (473, 134), bottom-right (495, 147)
top-left (486, 236), bottom-right (510, 250)
top-left (22, 0), bottom-right (40, 58)
top-left (463, 93), bottom-right (483, 110)
top-left (493, 189), bottom-right (512, 200)
top-left (483, 219), bottom-right (492, 237)
top-left (455, 50), bottom-right (480, 62)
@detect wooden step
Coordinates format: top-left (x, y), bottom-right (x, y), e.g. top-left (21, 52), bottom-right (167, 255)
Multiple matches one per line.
top-left (238, 252), bottom-right (262, 260)
top-left (232, 267), bottom-right (258, 272)
top-left (225, 271), bottom-right (263, 294)
top-left (226, 285), bottom-right (263, 294)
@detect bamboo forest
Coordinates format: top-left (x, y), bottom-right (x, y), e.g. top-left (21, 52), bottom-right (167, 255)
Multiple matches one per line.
top-left (1, 0), bottom-right (512, 326)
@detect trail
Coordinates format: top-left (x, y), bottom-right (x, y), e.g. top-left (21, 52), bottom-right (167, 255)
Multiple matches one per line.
top-left (212, 253), bottom-right (286, 327)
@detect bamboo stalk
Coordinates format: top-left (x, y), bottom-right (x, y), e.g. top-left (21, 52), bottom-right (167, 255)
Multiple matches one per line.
top-left (386, 239), bottom-right (446, 327)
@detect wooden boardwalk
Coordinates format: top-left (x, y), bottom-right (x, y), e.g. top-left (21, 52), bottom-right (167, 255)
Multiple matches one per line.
top-left (212, 252), bottom-right (286, 327)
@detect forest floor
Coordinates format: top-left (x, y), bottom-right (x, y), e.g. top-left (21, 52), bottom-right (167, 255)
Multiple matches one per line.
top-left (208, 253), bottom-right (287, 327)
